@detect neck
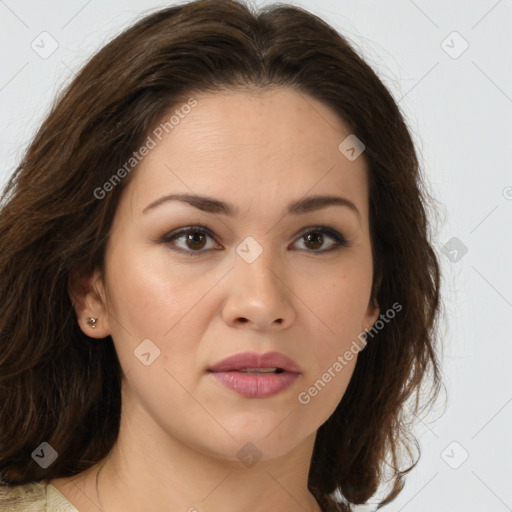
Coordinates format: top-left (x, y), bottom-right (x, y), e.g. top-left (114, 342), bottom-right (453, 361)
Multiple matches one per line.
top-left (94, 382), bottom-right (323, 512)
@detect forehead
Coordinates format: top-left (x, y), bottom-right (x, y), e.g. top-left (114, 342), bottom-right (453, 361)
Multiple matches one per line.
top-left (124, 87), bottom-right (370, 221)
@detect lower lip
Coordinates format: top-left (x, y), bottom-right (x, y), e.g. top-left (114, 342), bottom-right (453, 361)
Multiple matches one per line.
top-left (209, 371), bottom-right (300, 398)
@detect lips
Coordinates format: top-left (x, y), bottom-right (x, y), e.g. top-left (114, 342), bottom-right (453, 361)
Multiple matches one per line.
top-left (208, 351), bottom-right (301, 374)
top-left (207, 351), bottom-right (301, 398)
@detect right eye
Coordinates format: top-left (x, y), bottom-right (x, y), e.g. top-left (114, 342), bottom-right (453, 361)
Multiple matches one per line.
top-left (160, 225), bottom-right (221, 256)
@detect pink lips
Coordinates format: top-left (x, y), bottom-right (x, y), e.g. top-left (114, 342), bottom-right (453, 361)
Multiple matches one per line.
top-left (208, 351), bottom-right (301, 398)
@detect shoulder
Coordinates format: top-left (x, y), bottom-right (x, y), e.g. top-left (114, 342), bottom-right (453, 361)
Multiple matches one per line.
top-left (0, 482), bottom-right (47, 511)
top-left (0, 482), bottom-right (78, 511)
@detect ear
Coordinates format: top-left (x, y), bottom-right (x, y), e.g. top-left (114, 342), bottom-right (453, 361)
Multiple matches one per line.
top-left (68, 267), bottom-right (111, 339)
top-left (362, 295), bottom-right (380, 333)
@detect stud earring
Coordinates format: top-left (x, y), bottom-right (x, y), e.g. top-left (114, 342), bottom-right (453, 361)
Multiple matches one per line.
top-left (86, 317), bottom-right (98, 328)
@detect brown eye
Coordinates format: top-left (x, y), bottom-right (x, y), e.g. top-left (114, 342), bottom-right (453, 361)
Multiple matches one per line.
top-left (184, 231), bottom-right (207, 250)
top-left (161, 226), bottom-right (218, 256)
top-left (161, 225), bottom-right (349, 257)
top-left (293, 227), bottom-right (348, 253)
top-left (303, 231), bottom-right (324, 250)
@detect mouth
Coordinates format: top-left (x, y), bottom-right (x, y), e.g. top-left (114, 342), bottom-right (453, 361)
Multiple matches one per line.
top-left (208, 351), bottom-right (301, 374)
top-left (217, 367), bottom-right (285, 374)
top-left (207, 352), bottom-right (301, 398)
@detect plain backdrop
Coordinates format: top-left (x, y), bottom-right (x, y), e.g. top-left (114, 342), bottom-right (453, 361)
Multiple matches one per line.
top-left (1, 1), bottom-right (511, 511)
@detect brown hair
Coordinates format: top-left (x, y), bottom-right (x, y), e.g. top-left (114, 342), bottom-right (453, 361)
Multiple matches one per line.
top-left (0, 0), bottom-right (444, 510)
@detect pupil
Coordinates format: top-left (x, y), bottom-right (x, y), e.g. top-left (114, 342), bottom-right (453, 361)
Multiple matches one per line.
top-left (305, 232), bottom-right (322, 250)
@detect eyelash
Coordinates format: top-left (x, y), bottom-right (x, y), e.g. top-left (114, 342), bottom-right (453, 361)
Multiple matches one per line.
top-left (159, 224), bottom-right (350, 256)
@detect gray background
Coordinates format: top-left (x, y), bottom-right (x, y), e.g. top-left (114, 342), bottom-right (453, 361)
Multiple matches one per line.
top-left (1, 1), bottom-right (511, 511)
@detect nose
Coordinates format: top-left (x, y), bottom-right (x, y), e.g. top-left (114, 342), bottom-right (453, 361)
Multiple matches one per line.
top-left (221, 244), bottom-right (296, 331)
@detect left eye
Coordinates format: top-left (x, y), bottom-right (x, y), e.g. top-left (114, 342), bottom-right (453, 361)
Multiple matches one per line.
top-left (161, 225), bottom-right (349, 256)
top-left (294, 228), bottom-right (347, 252)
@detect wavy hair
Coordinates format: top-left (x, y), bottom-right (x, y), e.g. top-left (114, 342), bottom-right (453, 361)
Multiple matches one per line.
top-left (0, 0), bottom-right (444, 510)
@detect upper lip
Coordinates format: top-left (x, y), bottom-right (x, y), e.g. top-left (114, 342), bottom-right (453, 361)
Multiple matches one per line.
top-left (208, 351), bottom-right (301, 373)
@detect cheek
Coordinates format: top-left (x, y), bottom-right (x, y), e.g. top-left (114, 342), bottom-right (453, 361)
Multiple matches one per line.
top-left (104, 247), bottom-right (195, 337)
top-left (317, 269), bottom-right (373, 339)
top-left (102, 247), bottom-right (219, 380)
top-left (297, 269), bottom-right (370, 405)
top-left (296, 349), bottom-right (357, 431)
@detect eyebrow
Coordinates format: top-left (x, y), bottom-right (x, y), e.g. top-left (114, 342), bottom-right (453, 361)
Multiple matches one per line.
top-left (142, 193), bottom-right (361, 220)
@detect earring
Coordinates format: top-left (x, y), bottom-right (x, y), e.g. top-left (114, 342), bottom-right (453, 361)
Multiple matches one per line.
top-left (86, 317), bottom-right (98, 328)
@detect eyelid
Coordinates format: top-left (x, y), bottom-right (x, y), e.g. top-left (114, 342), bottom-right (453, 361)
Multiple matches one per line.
top-left (159, 224), bottom-right (350, 255)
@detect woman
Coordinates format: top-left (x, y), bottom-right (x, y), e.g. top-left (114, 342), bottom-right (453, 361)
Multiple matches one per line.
top-left (0, 0), bottom-right (443, 510)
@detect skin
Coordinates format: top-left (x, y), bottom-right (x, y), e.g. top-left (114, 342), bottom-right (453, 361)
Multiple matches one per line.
top-left (47, 87), bottom-right (379, 512)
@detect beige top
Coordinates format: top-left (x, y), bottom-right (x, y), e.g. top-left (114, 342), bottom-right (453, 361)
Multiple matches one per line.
top-left (0, 481), bottom-right (367, 511)
top-left (0, 482), bottom-right (78, 511)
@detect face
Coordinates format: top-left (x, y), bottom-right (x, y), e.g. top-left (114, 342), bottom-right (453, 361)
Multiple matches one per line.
top-left (79, 87), bottom-right (379, 463)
